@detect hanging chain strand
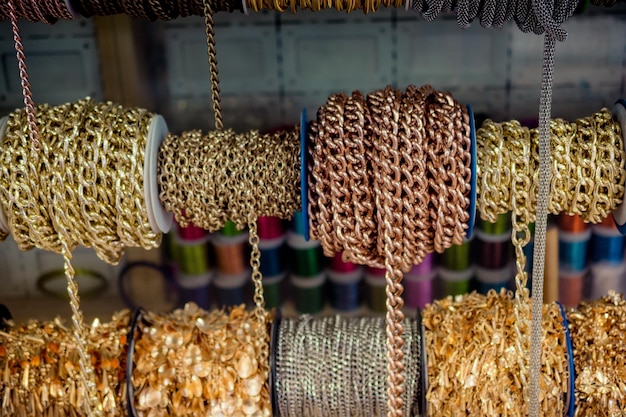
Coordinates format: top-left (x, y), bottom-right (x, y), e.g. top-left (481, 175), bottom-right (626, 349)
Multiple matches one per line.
top-left (204, 0), bottom-right (223, 131)
top-left (7, 0), bottom-right (40, 151)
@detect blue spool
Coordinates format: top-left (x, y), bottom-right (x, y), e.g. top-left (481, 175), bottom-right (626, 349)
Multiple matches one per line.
top-left (591, 227), bottom-right (625, 264)
top-left (556, 302), bottom-right (576, 417)
top-left (466, 103), bottom-right (477, 241)
top-left (559, 230), bottom-right (591, 272)
top-left (292, 211), bottom-right (308, 237)
top-left (297, 108), bottom-right (311, 241)
top-left (259, 236), bottom-right (287, 277)
top-left (328, 269), bottom-right (362, 312)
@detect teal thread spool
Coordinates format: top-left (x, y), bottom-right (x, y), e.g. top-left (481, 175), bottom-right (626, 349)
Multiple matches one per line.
top-left (291, 273), bottom-right (326, 314)
top-left (287, 232), bottom-right (324, 277)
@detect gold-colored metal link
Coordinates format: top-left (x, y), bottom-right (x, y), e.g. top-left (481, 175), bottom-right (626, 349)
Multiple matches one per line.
top-left (204, 0), bottom-right (223, 130)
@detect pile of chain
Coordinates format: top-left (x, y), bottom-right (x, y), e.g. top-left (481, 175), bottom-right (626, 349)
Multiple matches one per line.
top-left (275, 315), bottom-right (420, 417)
top-left (158, 128), bottom-right (300, 232)
top-left (70, 0), bottom-right (242, 18)
top-left (0, 311), bottom-right (131, 417)
top-left (423, 290), bottom-right (569, 416)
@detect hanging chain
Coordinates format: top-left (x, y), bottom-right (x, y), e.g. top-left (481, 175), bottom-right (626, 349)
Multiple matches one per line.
top-left (248, 219), bottom-right (266, 316)
top-left (204, 0), bottom-right (223, 130)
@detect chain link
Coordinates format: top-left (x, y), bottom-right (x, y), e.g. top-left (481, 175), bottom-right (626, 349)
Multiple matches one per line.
top-left (204, 0), bottom-right (223, 131)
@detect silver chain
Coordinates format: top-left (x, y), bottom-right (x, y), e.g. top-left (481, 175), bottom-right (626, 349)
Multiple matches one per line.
top-left (276, 316), bottom-right (420, 417)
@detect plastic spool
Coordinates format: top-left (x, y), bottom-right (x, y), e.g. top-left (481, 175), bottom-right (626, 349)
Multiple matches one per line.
top-left (591, 225), bottom-right (625, 265)
top-left (298, 108), bottom-right (311, 241)
top-left (365, 272), bottom-right (387, 313)
top-left (287, 231), bottom-right (324, 277)
top-left (144, 115), bottom-right (173, 234)
top-left (176, 272), bottom-right (213, 309)
top-left (263, 272), bottom-right (286, 309)
top-left (0, 116), bottom-right (9, 235)
top-left (291, 272), bottom-right (326, 314)
top-left (556, 302), bottom-right (576, 417)
top-left (213, 232), bottom-right (250, 275)
top-left (259, 235), bottom-right (287, 277)
top-left (590, 262), bottom-right (626, 299)
top-left (558, 268), bottom-right (587, 308)
top-left (213, 269), bottom-right (251, 307)
top-left (438, 266), bottom-right (474, 296)
top-left (404, 270), bottom-right (436, 310)
top-left (558, 229), bottom-right (591, 272)
top-left (475, 230), bottom-right (511, 270)
top-left (475, 264), bottom-right (514, 294)
top-left (466, 103), bottom-right (478, 240)
top-left (611, 100), bottom-right (626, 233)
top-left (328, 268), bottom-right (363, 312)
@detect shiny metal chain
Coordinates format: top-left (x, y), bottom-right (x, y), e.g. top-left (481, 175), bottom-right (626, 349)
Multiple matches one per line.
top-left (204, 0), bottom-right (223, 130)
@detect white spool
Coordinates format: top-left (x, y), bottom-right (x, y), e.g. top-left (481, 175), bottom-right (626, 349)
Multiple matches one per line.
top-left (144, 115), bottom-right (173, 234)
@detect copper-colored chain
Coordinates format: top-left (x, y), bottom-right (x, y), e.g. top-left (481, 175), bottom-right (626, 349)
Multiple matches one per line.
top-left (204, 0), bottom-right (223, 131)
top-left (7, 0), bottom-right (40, 152)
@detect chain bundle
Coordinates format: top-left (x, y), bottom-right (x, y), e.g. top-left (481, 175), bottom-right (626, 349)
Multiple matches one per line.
top-left (70, 0), bottom-right (240, 18)
top-left (423, 290), bottom-right (570, 416)
top-left (275, 315), bottom-right (421, 417)
top-left (0, 311), bottom-right (131, 417)
top-left (308, 84), bottom-right (470, 417)
top-left (0, 98), bottom-right (161, 417)
top-left (0, 0), bottom-right (75, 22)
top-left (129, 304), bottom-right (271, 417)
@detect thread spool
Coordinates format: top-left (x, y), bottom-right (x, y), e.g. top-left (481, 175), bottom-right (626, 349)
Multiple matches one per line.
top-left (558, 269), bottom-right (587, 308)
top-left (176, 272), bottom-right (212, 310)
top-left (590, 262), bottom-right (626, 299)
top-left (558, 229), bottom-right (591, 272)
top-left (439, 238), bottom-right (473, 271)
top-left (221, 220), bottom-right (244, 237)
top-left (177, 221), bottom-right (209, 242)
top-left (328, 268), bottom-right (363, 312)
top-left (438, 267), bottom-right (473, 296)
top-left (591, 225), bottom-right (625, 265)
top-left (287, 232), bottom-right (324, 277)
top-left (258, 216), bottom-right (284, 240)
top-left (478, 212), bottom-right (511, 235)
top-left (365, 272), bottom-right (387, 313)
top-left (475, 230), bottom-right (512, 270)
top-left (404, 270), bottom-right (436, 310)
top-left (412, 253), bottom-right (435, 276)
top-left (330, 252), bottom-right (360, 274)
top-left (213, 232), bottom-right (249, 275)
top-left (172, 236), bottom-right (211, 275)
top-left (291, 210), bottom-right (308, 237)
top-left (558, 213), bottom-right (589, 234)
top-left (290, 273), bottom-right (326, 314)
top-left (213, 270), bottom-right (251, 308)
top-left (263, 272), bottom-right (286, 310)
top-left (475, 264), bottom-right (514, 294)
top-left (259, 236), bottom-right (287, 277)
top-left (145, 115), bottom-right (173, 234)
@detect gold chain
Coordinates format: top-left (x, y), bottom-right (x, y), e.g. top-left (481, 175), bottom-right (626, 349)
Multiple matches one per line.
top-left (204, 0), bottom-right (223, 131)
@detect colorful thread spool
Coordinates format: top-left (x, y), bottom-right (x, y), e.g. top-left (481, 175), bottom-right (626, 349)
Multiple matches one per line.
top-left (177, 221), bottom-right (209, 242)
top-left (558, 213), bottom-right (589, 234)
top-left (558, 229), bottom-right (591, 272)
top-left (591, 225), bottom-right (626, 265)
top-left (475, 264), bottom-right (513, 294)
top-left (259, 236), bottom-right (287, 277)
top-left (172, 236), bottom-right (211, 275)
top-left (287, 232), bottom-right (324, 277)
top-left (176, 272), bottom-right (212, 310)
top-left (258, 216), bottom-right (285, 240)
top-left (478, 212), bottom-right (511, 235)
top-left (213, 270), bottom-right (251, 308)
top-left (330, 252), bottom-right (361, 274)
top-left (404, 269), bottom-right (436, 310)
top-left (412, 253), bottom-right (435, 276)
top-left (328, 268), bottom-right (363, 312)
top-left (213, 232), bottom-right (249, 275)
top-left (558, 269), bottom-right (587, 308)
top-left (475, 230), bottom-right (511, 270)
top-left (438, 267), bottom-right (473, 297)
top-left (365, 272), bottom-right (386, 314)
top-left (263, 272), bottom-right (286, 310)
top-left (291, 273), bottom-right (326, 314)
top-left (221, 220), bottom-right (245, 237)
top-left (439, 238), bottom-right (473, 271)
top-left (590, 263), bottom-right (626, 299)
top-left (291, 210), bottom-right (308, 237)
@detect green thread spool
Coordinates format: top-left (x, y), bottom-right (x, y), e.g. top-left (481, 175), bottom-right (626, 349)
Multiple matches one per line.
top-left (174, 237), bottom-right (210, 275)
top-left (288, 232), bottom-right (324, 277)
top-left (221, 220), bottom-right (245, 237)
top-left (478, 212), bottom-right (511, 235)
top-left (439, 267), bottom-right (473, 297)
top-left (291, 273), bottom-right (326, 314)
top-left (263, 272), bottom-right (286, 310)
top-left (365, 273), bottom-right (387, 314)
top-left (440, 237), bottom-right (473, 271)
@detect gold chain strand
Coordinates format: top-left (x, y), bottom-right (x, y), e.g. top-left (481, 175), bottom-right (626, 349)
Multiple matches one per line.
top-left (204, 0), bottom-right (223, 131)
top-left (423, 290), bottom-right (568, 416)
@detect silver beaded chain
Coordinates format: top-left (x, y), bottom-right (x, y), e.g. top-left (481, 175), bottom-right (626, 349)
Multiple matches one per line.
top-left (275, 315), bottom-right (420, 417)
